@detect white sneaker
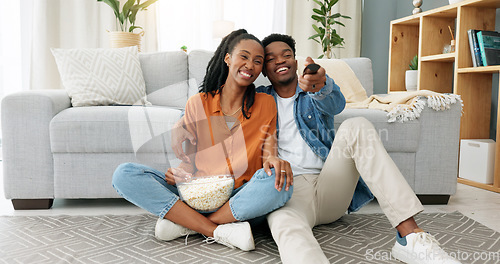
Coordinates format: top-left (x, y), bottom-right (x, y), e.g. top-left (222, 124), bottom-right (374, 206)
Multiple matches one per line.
top-left (154, 218), bottom-right (197, 241)
top-left (391, 229), bottom-right (461, 264)
top-left (209, 222), bottom-right (255, 251)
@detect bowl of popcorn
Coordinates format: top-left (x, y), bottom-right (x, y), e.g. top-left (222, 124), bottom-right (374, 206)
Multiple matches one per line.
top-left (177, 175), bottom-right (234, 213)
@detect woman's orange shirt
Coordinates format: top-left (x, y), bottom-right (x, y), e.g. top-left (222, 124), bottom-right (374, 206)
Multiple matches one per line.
top-left (179, 92), bottom-right (277, 188)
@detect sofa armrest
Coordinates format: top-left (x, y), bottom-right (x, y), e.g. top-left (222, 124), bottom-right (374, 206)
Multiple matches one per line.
top-left (414, 97), bottom-right (462, 195)
top-left (2, 90), bottom-right (71, 199)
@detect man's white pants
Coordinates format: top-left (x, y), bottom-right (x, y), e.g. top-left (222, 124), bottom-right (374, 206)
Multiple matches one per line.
top-left (267, 117), bottom-right (424, 264)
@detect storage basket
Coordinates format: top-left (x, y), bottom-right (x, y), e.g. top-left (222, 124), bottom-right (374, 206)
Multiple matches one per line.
top-left (109, 31), bottom-right (143, 52)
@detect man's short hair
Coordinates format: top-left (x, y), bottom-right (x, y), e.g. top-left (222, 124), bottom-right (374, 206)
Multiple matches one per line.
top-left (262, 33), bottom-right (296, 57)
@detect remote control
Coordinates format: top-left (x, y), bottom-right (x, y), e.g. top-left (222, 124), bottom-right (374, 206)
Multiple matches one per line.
top-left (303, 63), bottom-right (320, 76)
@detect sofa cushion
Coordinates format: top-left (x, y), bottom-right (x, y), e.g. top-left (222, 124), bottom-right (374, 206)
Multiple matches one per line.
top-left (187, 50), bottom-right (212, 98)
top-left (51, 46), bottom-right (150, 107)
top-left (50, 106), bottom-right (183, 153)
top-left (297, 57), bottom-right (373, 97)
top-left (139, 51), bottom-right (189, 108)
top-left (342, 58), bottom-right (374, 96)
top-left (334, 108), bottom-right (420, 152)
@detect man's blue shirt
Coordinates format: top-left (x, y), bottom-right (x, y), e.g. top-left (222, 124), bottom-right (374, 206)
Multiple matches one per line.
top-left (256, 75), bottom-right (374, 212)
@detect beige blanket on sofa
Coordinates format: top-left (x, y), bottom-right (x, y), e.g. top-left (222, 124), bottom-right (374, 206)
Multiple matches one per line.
top-left (315, 58), bottom-right (463, 123)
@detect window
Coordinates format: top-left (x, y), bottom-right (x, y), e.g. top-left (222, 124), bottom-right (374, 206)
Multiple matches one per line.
top-left (157, 0), bottom-right (287, 51)
top-left (0, 1), bottom-right (23, 98)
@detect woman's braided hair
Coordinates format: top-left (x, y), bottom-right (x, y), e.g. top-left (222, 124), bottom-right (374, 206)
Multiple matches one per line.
top-left (200, 29), bottom-right (263, 119)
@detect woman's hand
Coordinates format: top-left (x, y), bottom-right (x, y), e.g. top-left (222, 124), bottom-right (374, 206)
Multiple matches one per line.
top-left (171, 117), bottom-right (196, 163)
top-left (263, 156), bottom-right (293, 192)
top-left (165, 167), bottom-right (192, 185)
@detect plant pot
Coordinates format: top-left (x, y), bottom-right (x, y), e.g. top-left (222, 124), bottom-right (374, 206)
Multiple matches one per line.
top-left (109, 31), bottom-right (144, 52)
top-left (405, 70), bottom-right (418, 91)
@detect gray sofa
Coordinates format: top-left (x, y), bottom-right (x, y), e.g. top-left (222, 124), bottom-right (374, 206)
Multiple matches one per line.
top-left (1, 50), bottom-right (462, 209)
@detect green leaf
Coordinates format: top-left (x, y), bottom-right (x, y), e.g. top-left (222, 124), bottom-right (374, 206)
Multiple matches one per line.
top-left (312, 24), bottom-right (322, 34)
top-left (319, 16), bottom-right (327, 27)
top-left (335, 21), bottom-right (346, 27)
top-left (129, 7), bottom-right (140, 25)
top-left (97, 0), bottom-right (121, 21)
top-left (331, 34), bottom-right (343, 46)
top-left (324, 37), bottom-right (330, 48)
top-left (129, 0), bottom-right (158, 25)
top-left (330, 13), bottom-right (342, 19)
top-left (327, 0), bottom-right (333, 9)
top-left (409, 55), bottom-right (418, 70)
top-left (118, 12), bottom-right (125, 24)
top-left (308, 34), bottom-right (322, 40)
top-left (97, 0), bottom-right (120, 13)
top-left (313, 8), bottom-right (324, 16)
top-left (134, 0), bottom-right (158, 10)
top-left (342, 15), bottom-right (352, 19)
top-left (312, 15), bottom-right (322, 22)
top-left (321, 5), bottom-right (326, 15)
top-left (319, 27), bottom-right (326, 34)
top-left (129, 25), bottom-right (142, 32)
top-left (312, 0), bottom-right (322, 6)
top-left (308, 37), bottom-right (321, 44)
top-left (122, 0), bottom-right (136, 19)
top-left (318, 54), bottom-right (324, 59)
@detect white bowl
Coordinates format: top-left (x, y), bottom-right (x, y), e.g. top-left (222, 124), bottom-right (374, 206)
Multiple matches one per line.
top-left (177, 175), bottom-right (234, 212)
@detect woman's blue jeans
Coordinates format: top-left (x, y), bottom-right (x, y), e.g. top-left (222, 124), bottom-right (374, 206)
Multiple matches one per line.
top-left (112, 163), bottom-right (293, 221)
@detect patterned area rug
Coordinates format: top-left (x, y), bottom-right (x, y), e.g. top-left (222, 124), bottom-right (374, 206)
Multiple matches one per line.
top-left (1, 212), bottom-right (499, 264)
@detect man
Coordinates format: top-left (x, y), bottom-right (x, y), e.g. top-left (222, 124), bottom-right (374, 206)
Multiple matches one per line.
top-left (257, 33), bottom-right (461, 264)
top-left (173, 34), bottom-right (460, 264)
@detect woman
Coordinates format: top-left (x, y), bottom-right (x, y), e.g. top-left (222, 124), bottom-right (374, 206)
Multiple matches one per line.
top-left (112, 29), bottom-right (293, 251)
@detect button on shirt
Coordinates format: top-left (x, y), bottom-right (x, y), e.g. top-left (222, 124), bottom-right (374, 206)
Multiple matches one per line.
top-left (276, 93), bottom-right (323, 176)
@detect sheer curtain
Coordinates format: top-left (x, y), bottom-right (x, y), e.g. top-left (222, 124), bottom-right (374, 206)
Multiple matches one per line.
top-left (0, 1), bottom-right (22, 136)
top-left (0, 1), bottom-right (23, 97)
top-left (2, 0), bottom-right (157, 92)
top-left (1, 0), bottom-right (362, 96)
top-left (157, 0), bottom-right (287, 52)
top-left (28, 0), bottom-right (157, 91)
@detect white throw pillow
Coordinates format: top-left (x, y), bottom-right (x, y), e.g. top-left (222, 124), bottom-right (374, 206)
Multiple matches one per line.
top-left (51, 46), bottom-right (150, 107)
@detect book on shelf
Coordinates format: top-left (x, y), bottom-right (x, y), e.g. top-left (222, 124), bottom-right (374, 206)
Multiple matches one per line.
top-left (477, 30), bottom-right (500, 66)
top-left (467, 29), bottom-right (483, 67)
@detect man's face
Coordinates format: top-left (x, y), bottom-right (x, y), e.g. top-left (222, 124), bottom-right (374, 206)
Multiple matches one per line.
top-left (264, 41), bottom-right (297, 86)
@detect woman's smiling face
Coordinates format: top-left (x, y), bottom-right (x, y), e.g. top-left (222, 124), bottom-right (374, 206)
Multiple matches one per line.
top-left (224, 39), bottom-right (264, 87)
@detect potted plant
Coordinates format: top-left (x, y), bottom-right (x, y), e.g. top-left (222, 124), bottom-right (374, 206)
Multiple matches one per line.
top-left (405, 55), bottom-right (418, 91)
top-left (97, 0), bottom-right (158, 52)
top-left (308, 0), bottom-right (351, 59)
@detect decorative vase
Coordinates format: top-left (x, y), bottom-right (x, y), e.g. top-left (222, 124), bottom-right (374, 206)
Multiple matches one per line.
top-left (109, 31), bottom-right (144, 52)
top-left (412, 0), bottom-right (422, 14)
top-left (405, 70), bottom-right (418, 91)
